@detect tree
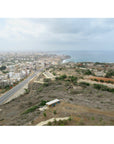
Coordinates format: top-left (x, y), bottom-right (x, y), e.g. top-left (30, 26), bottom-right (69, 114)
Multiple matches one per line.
top-left (84, 69), bottom-right (92, 75)
top-left (105, 70), bottom-right (114, 78)
top-left (0, 66), bottom-right (6, 71)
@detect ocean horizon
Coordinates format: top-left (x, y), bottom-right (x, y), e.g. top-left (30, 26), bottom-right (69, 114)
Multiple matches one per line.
top-left (55, 51), bottom-right (114, 63)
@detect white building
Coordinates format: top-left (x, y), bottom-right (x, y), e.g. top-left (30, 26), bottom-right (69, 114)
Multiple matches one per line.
top-left (46, 99), bottom-right (60, 107)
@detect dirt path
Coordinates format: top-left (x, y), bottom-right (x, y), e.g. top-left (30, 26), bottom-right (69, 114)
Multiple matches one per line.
top-left (36, 117), bottom-right (69, 126)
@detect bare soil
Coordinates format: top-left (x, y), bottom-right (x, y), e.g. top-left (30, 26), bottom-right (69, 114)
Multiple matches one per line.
top-left (0, 78), bottom-right (114, 126)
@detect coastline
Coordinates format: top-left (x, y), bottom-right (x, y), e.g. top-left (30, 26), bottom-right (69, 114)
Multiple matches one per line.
top-left (57, 51), bottom-right (114, 64)
top-left (61, 57), bottom-right (114, 64)
top-left (61, 55), bottom-right (71, 64)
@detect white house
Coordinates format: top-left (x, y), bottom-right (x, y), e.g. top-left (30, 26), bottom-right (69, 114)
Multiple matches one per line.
top-left (46, 99), bottom-right (60, 107)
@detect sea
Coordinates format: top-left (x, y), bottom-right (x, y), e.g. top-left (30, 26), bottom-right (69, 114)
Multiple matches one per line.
top-left (55, 51), bottom-right (114, 63)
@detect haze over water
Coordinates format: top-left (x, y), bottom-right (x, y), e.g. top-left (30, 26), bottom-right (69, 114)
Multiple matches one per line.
top-left (56, 51), bottom-right (114, 63)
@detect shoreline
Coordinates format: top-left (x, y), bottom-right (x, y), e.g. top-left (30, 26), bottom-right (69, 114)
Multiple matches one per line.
top-left (61, 56), bottom-right (114, 64)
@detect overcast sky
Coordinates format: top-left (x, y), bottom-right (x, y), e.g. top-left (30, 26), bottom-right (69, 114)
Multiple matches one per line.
top-left (0, 18), bottom-right (114, 52)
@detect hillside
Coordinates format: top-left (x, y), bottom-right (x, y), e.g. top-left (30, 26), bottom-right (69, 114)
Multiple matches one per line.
top-left (0, 62), bottom-right (114, 126)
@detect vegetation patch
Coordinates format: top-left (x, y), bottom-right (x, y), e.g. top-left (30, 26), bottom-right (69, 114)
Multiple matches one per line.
top-left (53, 110), bottom-right (57, 115)
top-left (39, 100), bottom-right (47, 106)
top-left (22, 105), bottom-right (39, 114)
top-left (43, 112), bottom-right (47, 117)
top-left (56, 74), bottom-right (67, 80)
top-left (24, 88), bottom-right (30, 94)
top-left (93, 84), bottom-right (114, 92)
top-left (79, 82), bottom-right (90, 87)
top-left (105, 70), bottom-right (114, 78)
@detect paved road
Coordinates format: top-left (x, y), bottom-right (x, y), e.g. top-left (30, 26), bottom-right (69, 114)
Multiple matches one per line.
top-left (0, 69), bottom-right (43, 105)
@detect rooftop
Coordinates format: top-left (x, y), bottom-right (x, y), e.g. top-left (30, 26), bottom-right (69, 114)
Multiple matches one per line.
top-left (46, 99), bottom-right (60, 106)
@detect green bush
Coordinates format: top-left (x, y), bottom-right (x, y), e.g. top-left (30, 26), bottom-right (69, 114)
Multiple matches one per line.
top-left (91, 117), bottom-right (95, 120)
top-left (93, 84), bottom-right (114, 92)
top-left (53, 72), bottom-right (56, 75)
top-left (57, 119), bottom-right (68, 126)
top-left (93, 84), bottom-right (102, 90)
top-left (100, 80), bottom-right (104, 83)
top-left (24, 88), bottom-right (30, 94)
top-left (39, 100), bottom-right (47, 106)
top-left (43, 82), bottom-right (49, 87)
top-left (43, 112), bottom-right (47, 117)
top-left (105, 70), bottom-right (114, 78)
top-left (53, 110), bottom-right (57, 115)
top-left (23, 105), bottom-right (39, 114)
top-left (47, 121), bottom-right (52, 126)
top-left (37, 86), bottom-right (43, 92)
top-left (68, 76), bottom-right (77, 85)
top-left (59, 74), bottom-right (67, 80)
top-left (79, 82), bottom-right (90, 86)
top-left (56, 74), bottom-right (67, 80)
top-left (68, 117), bottom-right (72, 121)
top-left (54, 119), bottom-right (57, 124)
top-left (94, 79), bottom-right (98, 82)
top-left (69, 98), bottom-right (73, 101)
top-left (107, 80), bottom-right (114, 84)
top-left (0, 66), bottom-right (6, 71)
top-left (84, 69), bottom-right (92, 75)
top-left (43, 78), bottom-right (51, 83)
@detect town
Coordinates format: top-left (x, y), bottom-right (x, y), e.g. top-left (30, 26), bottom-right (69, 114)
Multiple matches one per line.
top-left (0, 52), bottom-right (68, 97)
top-left (0, 55), bottom-right (114, 125)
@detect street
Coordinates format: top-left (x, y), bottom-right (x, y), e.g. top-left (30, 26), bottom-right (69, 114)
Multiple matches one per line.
top-left (0, 69), bottom-right (43, 105)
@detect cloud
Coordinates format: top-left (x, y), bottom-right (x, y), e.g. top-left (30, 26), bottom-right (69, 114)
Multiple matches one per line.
top-left (0, 19), bottom-right (47, 40)
top-left (0, 18), bottom-right (114, 51)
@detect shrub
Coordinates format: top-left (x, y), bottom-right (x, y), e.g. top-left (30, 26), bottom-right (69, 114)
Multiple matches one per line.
top-left (23, 105), bottom-right (39, 114)
top-left (107, 80), bottom-right (114, 84)
top-left (79, 82), bottom-right (90, 86)
top-left (53, 110), bottom-right (57, 115)
top-left (37, 86), bottom-right (43, 92)
top-left (93, 84), bottom-right (102, 90)
top-left (39, 100), bottom-right (47, 106)
top-left (57, 119), bottom-right (68, 126)
top-left (43, 82), bottom-right (49, 87)
top-left (56, 74), bottom-right (67, 80)
top-left (43, 112), bottom-right (47, 117)
top-left (100, 80), bottom-right (104, 83)
top-left (91, 117), bottom-right (95, 120)
top-left (43, 78), bottom-right (51, 83)
top-left (0, 66), bottom-right (6, 71)
top-left (105, 70), bottom-right (114, 78)
top-left (68, 76), bottom-right (77, 85)
top-left (63, 120), bottom-right (68, 125)
top-left (59, 74), bottom-right (67, 80)
top-left (99, 118), bottom-right (103, 122)
top-left (0, 119), bottom-right (4, 121)
top-left (84, 69), bottom-right (92, 75)
top-left (47, 121), bottom-right (52, 126)
top-left (93, 83), bottom-right (114, 92)
top-left (78, 120), bottom-right (85, 125)
top-left (53, 72), bottom-right (56, 76)
top-left (65, 82), bottom-right (70, 86)
top-left (94, 79), bottom-right (98, 82)
top-left (69, 98), bottom-right (73, 101)
top-left (24, 88), bottom-right (30, 94)
top-left (54, 119), bottom-right (57, 124)
top-left (68, 117), bottom-right (72, 121)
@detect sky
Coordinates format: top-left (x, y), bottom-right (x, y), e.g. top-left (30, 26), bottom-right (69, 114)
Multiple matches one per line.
top-left (0, 18), bottom-right (114, 52)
